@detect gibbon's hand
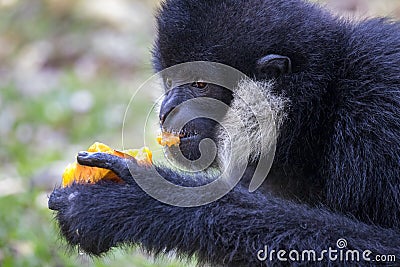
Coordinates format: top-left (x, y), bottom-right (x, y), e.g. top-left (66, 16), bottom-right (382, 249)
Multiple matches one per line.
top-left (77, 152), bottom-right (138, 185)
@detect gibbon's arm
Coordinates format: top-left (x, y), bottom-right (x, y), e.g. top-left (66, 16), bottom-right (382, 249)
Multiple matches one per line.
top-left (49, 152), bottom-right (400, 265)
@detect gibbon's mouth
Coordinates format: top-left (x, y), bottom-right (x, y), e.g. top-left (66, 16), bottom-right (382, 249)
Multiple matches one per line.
top-left (162, 128), bottom-right (200, 141)
top-left (180, 131), bottom-right (199, 141)
top-left (160, 127), bottom-right (204, 162)
top-left (161, 128), bottom-right (205, 162)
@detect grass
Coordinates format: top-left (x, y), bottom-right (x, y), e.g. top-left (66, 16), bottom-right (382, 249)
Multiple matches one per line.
top-left (0, 1), bottom-right (190, 266)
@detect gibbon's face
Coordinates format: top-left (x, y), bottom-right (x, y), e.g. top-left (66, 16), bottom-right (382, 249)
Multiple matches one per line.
top-left (158, 71), bottom-right (288, 171)
top-left (159, 79), bottom-right (233, 163)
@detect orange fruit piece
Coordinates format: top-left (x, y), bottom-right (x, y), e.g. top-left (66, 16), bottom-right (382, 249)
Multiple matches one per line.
top-left (156, 132), bottom-right (180, 147)
top-left (62, 142), bottom-right (152, 188)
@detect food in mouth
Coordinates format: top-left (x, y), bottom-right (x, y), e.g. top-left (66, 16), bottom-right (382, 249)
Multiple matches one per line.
top-left (156, 132), bottom-right (181, 147)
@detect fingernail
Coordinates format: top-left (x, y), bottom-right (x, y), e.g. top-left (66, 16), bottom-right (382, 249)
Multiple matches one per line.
top-left (78, 151), bottom-right (89, 157)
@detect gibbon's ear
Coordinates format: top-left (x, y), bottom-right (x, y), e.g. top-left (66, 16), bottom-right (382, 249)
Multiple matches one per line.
top-left (256, 54), bottom-right (292, 79)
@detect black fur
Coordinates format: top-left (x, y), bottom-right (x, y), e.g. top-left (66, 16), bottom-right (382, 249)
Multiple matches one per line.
top-left (49, 0), bottom-right (400, 265)
top-left (49, 153), bottom-right (400, 265)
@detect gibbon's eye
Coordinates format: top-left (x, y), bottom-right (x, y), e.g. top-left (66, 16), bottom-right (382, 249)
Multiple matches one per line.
top-left (191, 82), bottom-right (208, 89)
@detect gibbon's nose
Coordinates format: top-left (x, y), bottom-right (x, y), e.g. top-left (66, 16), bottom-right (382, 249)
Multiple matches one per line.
top-left (159, 88), bottom-right (191, 125)
top-left (159, 98), bottom-right (175, 125)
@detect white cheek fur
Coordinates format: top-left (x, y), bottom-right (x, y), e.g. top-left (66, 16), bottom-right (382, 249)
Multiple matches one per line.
top-left (217, 78), bottom-right (289, 171)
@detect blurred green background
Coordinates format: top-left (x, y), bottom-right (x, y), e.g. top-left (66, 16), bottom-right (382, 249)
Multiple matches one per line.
top-left (0, 0), bottom-right (399, 266)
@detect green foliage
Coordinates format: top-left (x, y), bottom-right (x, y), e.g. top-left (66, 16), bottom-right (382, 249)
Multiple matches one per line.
top-left (0, 0), bottom-right (191, 266)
